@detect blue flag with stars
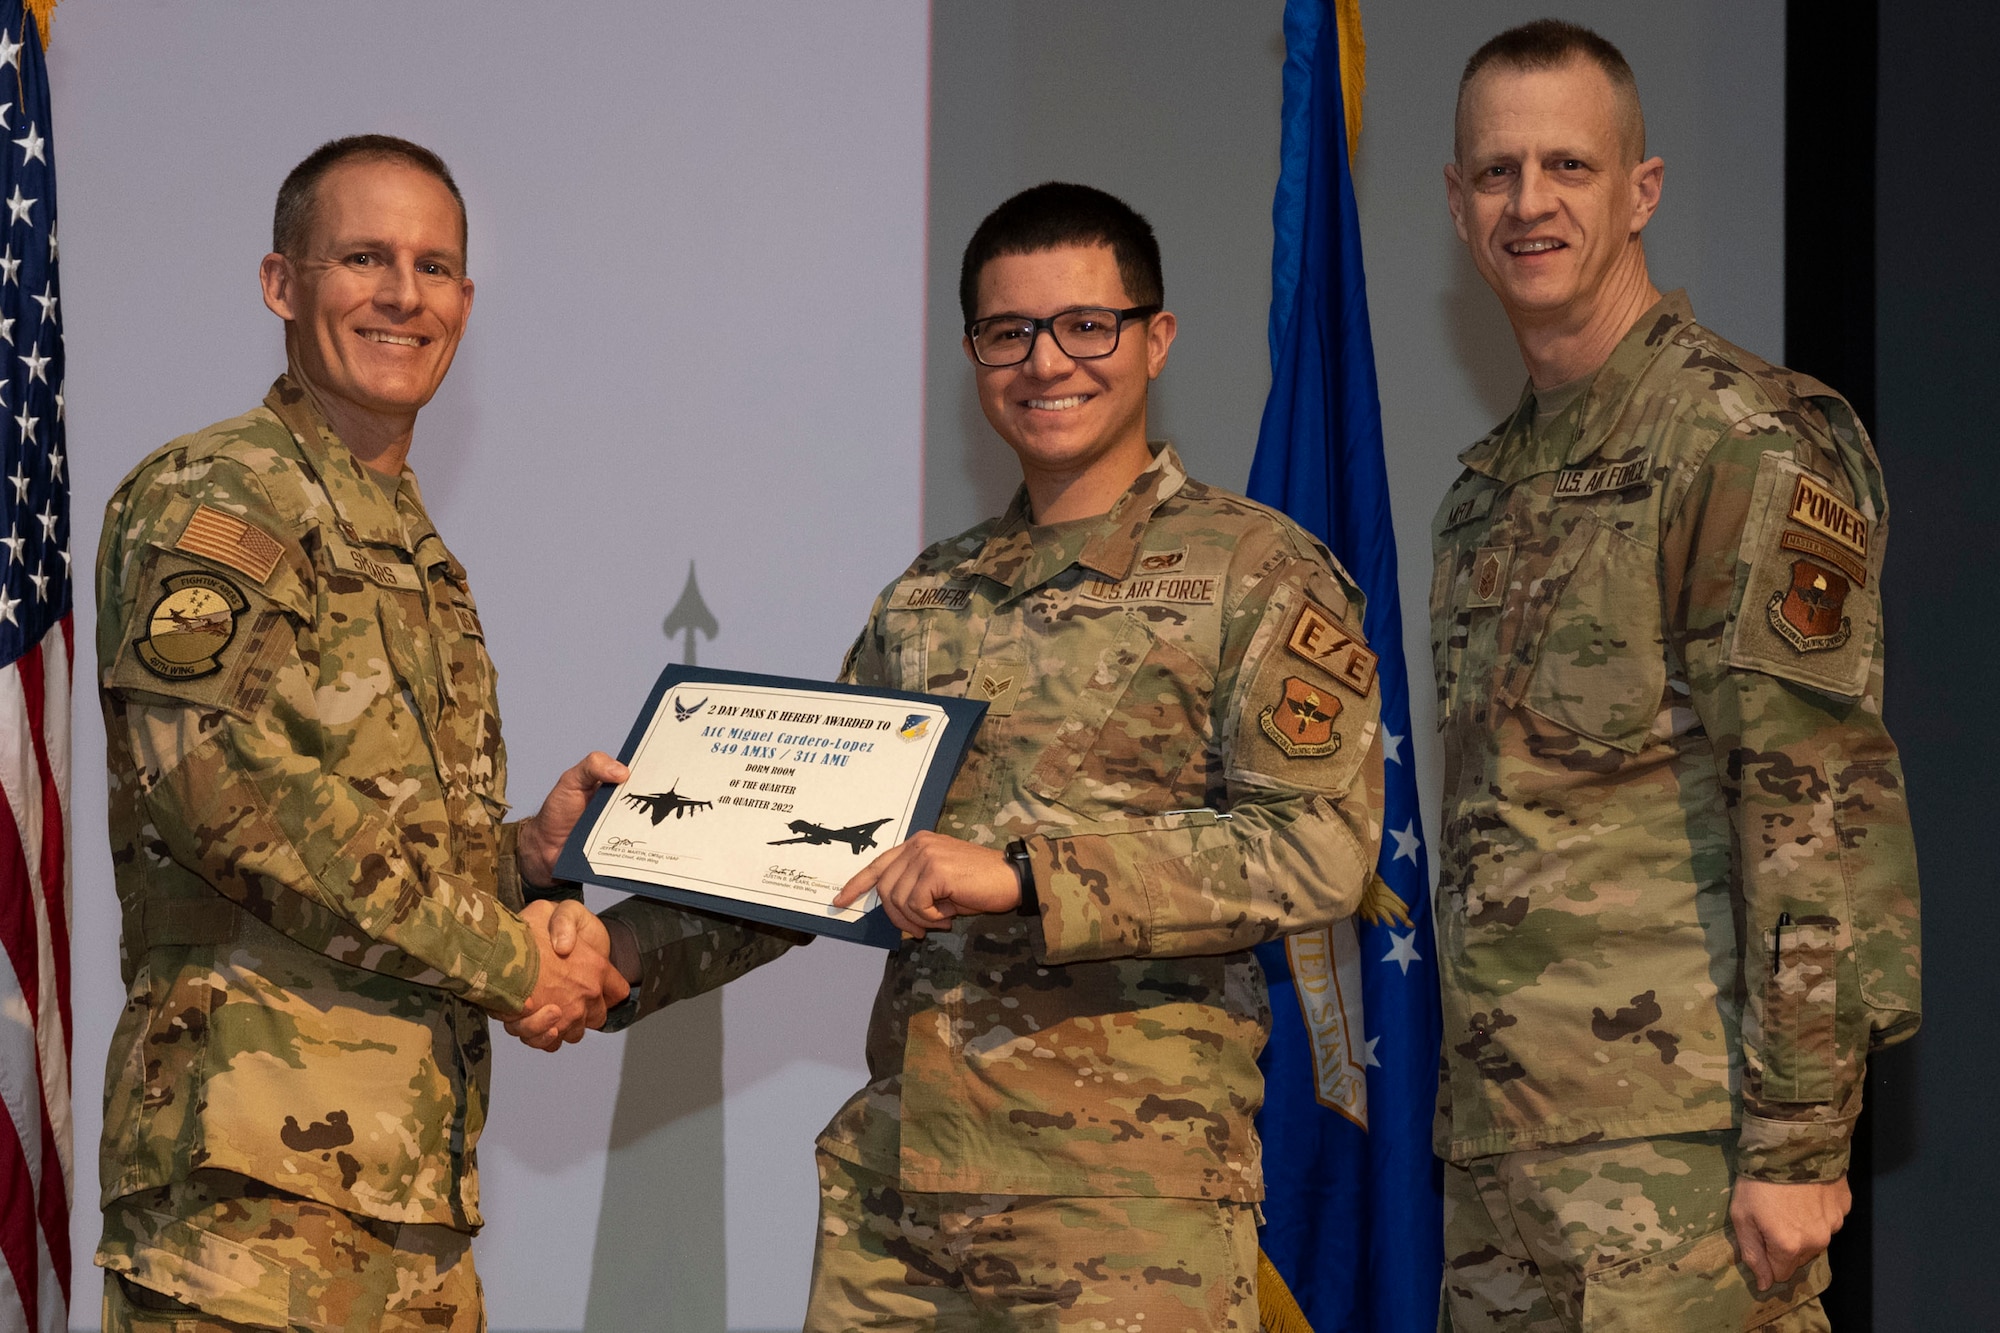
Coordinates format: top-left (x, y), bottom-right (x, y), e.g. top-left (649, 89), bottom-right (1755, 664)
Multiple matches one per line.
top-left (1248, 2), bottom-right (1443, 1329)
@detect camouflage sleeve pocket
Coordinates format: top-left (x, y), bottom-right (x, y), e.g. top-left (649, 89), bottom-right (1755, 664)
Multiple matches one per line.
top-left (1726, 453), bottom-right (1879, 699)
top-left (1759, 915), bottom-right (1840, 1103)
top-left (103, 550), bottom-right (297, 718)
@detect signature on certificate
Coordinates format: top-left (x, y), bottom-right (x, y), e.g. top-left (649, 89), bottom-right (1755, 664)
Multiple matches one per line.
top-left (761, 864), bottom-right (834, 897)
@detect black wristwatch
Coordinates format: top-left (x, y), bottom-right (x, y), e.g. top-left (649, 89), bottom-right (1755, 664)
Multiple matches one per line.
top-left (1004, 838), bottom-right (1040, 915)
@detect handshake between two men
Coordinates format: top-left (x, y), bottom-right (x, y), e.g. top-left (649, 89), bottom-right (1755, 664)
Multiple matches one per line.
top-left (500, 746), bottom-right (1035, 1052)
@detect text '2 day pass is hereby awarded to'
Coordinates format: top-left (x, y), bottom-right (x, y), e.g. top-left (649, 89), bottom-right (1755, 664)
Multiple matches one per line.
top-left (555, 665), bottom-right (986, 947)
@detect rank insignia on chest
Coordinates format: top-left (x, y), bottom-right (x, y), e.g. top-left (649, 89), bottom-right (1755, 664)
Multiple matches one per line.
top-left (1467, 546), bottom-right (1510, 609)
top-left (976, 670), bottom-right (1019, 714)
top-left (136, 571), bottom-right (247, 680)
top-left (1768, 559), bottom-right (1852, 652)
top-left (1261, 676), bottom-right (1343, 758)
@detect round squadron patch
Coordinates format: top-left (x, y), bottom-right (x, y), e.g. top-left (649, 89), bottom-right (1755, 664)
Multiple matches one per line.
top-left (135, 571), bottom-right (247, 680)
top-left (1260, 675), bottom-right (1343, 758)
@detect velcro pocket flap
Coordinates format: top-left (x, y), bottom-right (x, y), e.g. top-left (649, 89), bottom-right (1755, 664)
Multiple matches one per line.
top-left (1520, 513), bottom-right (1669, 753)
top-left (1761, 915), bottom-right (1840, 1104)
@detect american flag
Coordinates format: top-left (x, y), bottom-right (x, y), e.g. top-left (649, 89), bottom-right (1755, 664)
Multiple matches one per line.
top-left (0, 4), bottom-right (69, 1331)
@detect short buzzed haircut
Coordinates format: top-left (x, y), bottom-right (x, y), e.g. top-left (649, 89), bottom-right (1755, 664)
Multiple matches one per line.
top-left (1455, 19), bottom-right (1646, 163)
top-left (273, 134), bottom-right (468, 261)
top-left (959, 182), bottom-right (1163, 325)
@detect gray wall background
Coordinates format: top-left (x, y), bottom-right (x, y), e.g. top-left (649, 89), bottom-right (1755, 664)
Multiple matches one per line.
top-left (926, 0), bottom-right (1783, 916)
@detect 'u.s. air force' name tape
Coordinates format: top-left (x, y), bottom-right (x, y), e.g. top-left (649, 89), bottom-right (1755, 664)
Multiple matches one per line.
top-left (1078, 573), bottom-right (1220, 606)
top-left (1553, 458), bottom-right (1649, 499)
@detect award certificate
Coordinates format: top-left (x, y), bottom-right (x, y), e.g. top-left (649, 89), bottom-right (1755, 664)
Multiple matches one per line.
top-left (554, 665), bottom-right (986, 947)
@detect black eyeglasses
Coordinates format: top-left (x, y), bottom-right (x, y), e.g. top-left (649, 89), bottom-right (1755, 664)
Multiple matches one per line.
top-left (964, 304), bottom-right (1161, 367)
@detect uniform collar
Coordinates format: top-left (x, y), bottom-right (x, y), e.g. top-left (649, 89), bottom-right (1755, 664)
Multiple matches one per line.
top-left (960, 442), bottom-right (1189, 596)
top-left (263, 374), bottom-right (422, 549)
top-left (1457, 290), bottom-right (1696, 482)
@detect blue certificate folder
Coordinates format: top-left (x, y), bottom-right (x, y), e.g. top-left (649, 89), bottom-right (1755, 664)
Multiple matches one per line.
top-left (554, 664), bottom-right (987, 948)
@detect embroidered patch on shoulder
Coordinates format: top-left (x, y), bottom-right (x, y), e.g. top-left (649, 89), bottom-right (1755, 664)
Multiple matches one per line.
top-left (1261, 676), bottom-right (1343, 757)
top-left (1767, 559), bottom-right (1852, 653)
top-left (135, 571), bottom-right (247, 680)
top-left (1786, 473), bottom-right (1869, 564)
top-left (1779, 530), bottom-right (1866, 586)
top-left (174, 504), bottom-right (285, 583)
top-left (1285, 600), bottom-right (1378, 696)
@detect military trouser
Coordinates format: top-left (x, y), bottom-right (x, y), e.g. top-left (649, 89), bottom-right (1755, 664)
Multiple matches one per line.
top-left (1440, 1133), bottom-right (1831, 1332)
top-left (98, 1171), bottom-right (483, 1332)
top-left (804, 1150), bottom-right (1259, 1332)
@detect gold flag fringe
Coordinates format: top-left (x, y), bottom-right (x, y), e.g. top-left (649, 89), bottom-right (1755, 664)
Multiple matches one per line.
top-left (1357, 870), bottom-right (1415, 929)
top-left (1257, 1246), bottom-right (1318, 1333)
top-left (1336, 0), bottom-right (1366, 162)
top-left (25, 0), bottom-right (53, 49)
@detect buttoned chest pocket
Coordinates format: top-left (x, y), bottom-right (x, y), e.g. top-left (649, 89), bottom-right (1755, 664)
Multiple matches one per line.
top-left (1517, 512), bottom-right (1669, 753)
top-left (1022, 614), bottom-right (1213, 813)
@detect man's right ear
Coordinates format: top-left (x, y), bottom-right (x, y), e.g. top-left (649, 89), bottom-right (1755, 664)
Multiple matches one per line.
top-left (259, 252), bottom-right (296, 321)
top-left (1443, 162), bottom-right (1470, 244)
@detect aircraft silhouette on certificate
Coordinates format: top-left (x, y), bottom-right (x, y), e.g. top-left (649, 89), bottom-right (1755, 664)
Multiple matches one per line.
top-left (622, 784), bottom-right (714, 824)
top-left (768, 816), bottom-right (895, 855)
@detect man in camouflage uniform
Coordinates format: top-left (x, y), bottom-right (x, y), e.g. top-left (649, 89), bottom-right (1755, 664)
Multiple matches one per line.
top-left (1430, 22), bottom-right (1920, 1331)
top-left (523, 184), bottom-right (1385, 1330)
top-left (811, 183), bottom-right (1383, 1330)
top-left (94, 136), bottom-right (790, 1332)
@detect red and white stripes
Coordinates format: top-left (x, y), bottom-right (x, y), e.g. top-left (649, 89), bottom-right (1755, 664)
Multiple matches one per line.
top-left (0, 618), bottom-right (71, 1333)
